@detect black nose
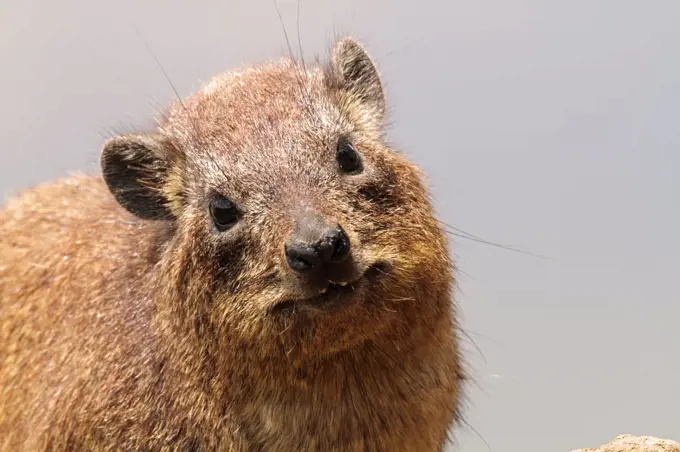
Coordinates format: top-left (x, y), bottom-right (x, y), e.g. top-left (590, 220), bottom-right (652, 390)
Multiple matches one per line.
top-left (285, 226), bottom-right (351, 272)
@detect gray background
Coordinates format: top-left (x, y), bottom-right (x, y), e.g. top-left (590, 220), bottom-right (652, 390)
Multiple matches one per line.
top-left (1, 1), bottom-right (678, 451)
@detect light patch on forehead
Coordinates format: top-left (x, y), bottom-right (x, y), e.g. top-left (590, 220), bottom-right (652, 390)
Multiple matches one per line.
top-left (316, 107), bottom-right (334, 129)
top-left (200, 69), bottom-right (253, 96)
top-left (201, 74), bottom-right (231, 96)
top-left (201, 79), bottom-right (221, 96)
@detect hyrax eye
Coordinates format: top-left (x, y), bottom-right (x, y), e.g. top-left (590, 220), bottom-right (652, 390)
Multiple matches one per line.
top-left (209, 195), bottom-right (240, 231)
top-left (336, 138), bottom-right (363, 174)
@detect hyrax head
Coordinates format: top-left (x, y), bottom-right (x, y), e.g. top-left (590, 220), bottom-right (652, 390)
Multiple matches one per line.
top-left (100, 38), bottom-right (451, 359)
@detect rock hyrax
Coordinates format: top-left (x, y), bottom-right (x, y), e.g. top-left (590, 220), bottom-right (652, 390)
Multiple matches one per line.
top-left (0, 37), bottom-right (463, 451)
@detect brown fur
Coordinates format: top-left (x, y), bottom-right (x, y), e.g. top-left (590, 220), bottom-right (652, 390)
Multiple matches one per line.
top-left (0, 38), bottom-right (463, 451)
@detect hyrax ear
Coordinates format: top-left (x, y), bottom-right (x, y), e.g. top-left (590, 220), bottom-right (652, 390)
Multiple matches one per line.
top-left (326, 37), bottom-right (386, 124)
top-left (100, 133), bottom-right (176, 221)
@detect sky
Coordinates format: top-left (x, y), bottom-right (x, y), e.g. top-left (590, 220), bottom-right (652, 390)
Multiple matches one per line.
top-left (1, 1), bottom-right (679, 450)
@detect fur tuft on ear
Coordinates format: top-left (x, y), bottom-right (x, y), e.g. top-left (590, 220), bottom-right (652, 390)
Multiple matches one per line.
top-left (100, 133), bottom-right (177, 221)
top-left (326, 37), bottom-right (386, 125)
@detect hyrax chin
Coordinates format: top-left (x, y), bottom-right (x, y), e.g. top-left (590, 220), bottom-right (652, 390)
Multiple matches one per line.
top-left (0, 37), bottom-right (463, 451)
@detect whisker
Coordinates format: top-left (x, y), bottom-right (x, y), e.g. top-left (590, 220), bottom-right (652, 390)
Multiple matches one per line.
top-left (296, 0), bottom-right (306, 72)
top-left (438, 220), bottom-right (553, 260)
top-left (271, 0), bottom-right (316, 118)
top-left (132, 26), bottom-right (231, 182)
top-left (278, 318), bottom-right (294, 335)
top-left (458, 327), bottom-right (487, 365)
top-left (389, 296), bottom-right (415, 302)
top-left (459, 417), bottom-right (492, 452)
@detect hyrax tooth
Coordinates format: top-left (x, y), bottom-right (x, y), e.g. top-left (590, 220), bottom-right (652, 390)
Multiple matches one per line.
top-left (338, 282), bottom-right (348, 286)
top-left (319, 287), bottom-right (327, 294)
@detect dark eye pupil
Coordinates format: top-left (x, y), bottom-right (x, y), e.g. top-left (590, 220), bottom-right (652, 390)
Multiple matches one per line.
top-left (210, 196), bottom-right (239, 231)
top-left (336, 139), bottom-right (363, 174)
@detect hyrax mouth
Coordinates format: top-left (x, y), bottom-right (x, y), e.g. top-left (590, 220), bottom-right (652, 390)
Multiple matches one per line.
top-left (317, 279), bottom-right (349, 294)
top-left (271, 262), bottom-right (390, 315)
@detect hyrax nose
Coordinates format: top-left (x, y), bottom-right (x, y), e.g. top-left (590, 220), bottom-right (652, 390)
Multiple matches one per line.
top-left (285, 225), bottom-right (351, 273)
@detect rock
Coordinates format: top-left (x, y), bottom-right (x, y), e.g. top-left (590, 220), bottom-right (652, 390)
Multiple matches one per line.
top-left (573, 434), bottom-right (680, 452)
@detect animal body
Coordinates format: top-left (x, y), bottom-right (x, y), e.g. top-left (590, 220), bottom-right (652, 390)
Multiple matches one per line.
top-left (0, 37), bottom-right (463, 451)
